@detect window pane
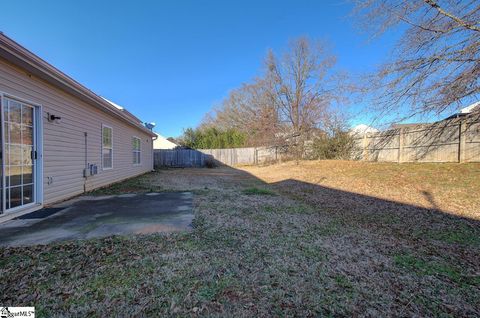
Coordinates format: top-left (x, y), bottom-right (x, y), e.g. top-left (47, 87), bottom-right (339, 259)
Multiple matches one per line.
top-left (103, 155), bottom-right (112, 168)
top-left (4, 122), bottom-right (9, 144)
top-left (8, 145), bottom-right (22, 165)
top-left (22, 125), bottom-right (33, 145)
top-left (10, 186), bottom-right (22, 208)
top-left (22, 105), bottom-right (33, 126)
top-left (9, 166), bottom-right (22, 187)
top-left (22, 146), bottom-right (33, 165)
top-left (103, 127), bottom-right (112, 148)
top-left (8, 101), bottom-right (21, 123)
top-left (102, 148), bottom-right (112, 156)
top-left (3, 103), bottom-right (9, 124)
top-left (23, 165), bottom-right (33, 184)
top-left (6, 188), bottom-right (10, 209)
top-left (10, 123), bottom-right (21, 144)
top-left (103, 149), bottom-right (112, 168)
top-left (23, 185), bottom-right (33, 204)
top-left (132, 137), bottom-right (139, 150)
top-left (5, 166), bottom-right (9, 187)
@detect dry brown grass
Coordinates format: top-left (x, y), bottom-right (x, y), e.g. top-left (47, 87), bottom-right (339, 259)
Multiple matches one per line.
top-left (241, 160), bottom-right (480, 219)
top-left (1, 163), bottom-right (479, 317)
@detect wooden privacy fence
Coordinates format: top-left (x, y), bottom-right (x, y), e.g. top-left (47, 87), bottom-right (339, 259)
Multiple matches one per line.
top-left (154, 149), bottom-right (208, 167)
top-left (352, 116), bottom-right (480, 163)
top-left (154, 146), bottom-right (283, 168)
top-left (155, 115), bottom-right (480, 167)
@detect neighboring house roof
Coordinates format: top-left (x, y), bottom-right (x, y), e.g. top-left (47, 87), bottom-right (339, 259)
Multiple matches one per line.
top-left (0, 32), bottom-right (156, 137)
top-left (153, 133), bottom-right (179, 149)
top-left (443, 101), bottom-right (480, 120)
top-left (350, 124), bottom-right (379, 136)
top-left (460, 101), bottom-right (480, 114)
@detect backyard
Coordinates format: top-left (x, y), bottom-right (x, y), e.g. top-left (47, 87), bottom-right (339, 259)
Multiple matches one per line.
top-left (1, 161), bottom-right (479, 316)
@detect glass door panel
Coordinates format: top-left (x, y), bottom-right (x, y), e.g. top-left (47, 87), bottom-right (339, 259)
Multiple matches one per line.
top-left (0, 98), bottom-right (2, 212)
top-left (3, 98), bottom-right (35, 211)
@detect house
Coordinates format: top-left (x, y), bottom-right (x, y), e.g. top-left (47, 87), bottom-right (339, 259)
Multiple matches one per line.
top-left (443, 101), bottom-right (480, 120)
top-left (350, 124), bottom-right (379, 137)
top-left (0, 33), bottom-right (156, 220)
top-left (153, 133), bottom-right (179, 149)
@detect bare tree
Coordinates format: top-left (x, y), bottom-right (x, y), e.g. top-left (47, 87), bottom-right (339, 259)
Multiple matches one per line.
top-left (354, 0), bottom-right (480, 119)
top-left (201, 78), bottom-right (279, 147)
top-left (266, 37), bottom-right (341, 160)
top-left (199, 38), bottom-right (345, 160)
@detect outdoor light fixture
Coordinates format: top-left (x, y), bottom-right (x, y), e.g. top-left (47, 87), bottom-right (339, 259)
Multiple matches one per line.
top-left (47, 112), bottom-right (61, 122)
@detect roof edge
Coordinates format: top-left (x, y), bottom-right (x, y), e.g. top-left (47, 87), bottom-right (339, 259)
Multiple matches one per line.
top-left (0, 33), bottom-right (155, 137)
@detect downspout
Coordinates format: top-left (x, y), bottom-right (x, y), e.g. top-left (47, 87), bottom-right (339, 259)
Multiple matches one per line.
top-left (152, 135), bottom-right (158, 171)
top-left (83, 132), bottom-right (88, 192)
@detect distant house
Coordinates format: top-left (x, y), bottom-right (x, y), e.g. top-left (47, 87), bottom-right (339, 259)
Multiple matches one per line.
top-left (0, 33), bottom-right (156, 220)
top-left (153, 133), bottom-right (179, 149)
top-left (350, 124), bottom-right (379, 137)
top-left (443, 101), bottom-right (480, 120)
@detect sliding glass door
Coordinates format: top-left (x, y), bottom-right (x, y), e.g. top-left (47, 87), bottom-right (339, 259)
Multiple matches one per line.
top-left (1, 96), bottom-right (37, 212)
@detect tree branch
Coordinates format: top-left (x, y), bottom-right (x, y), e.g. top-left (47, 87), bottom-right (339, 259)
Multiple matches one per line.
top-left (424, 0), bottom-right (480, 32)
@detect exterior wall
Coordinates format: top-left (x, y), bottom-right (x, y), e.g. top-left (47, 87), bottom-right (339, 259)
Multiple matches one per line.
top-left (0, 59), bottom-right (153, 205)
top-left (153, 134), bottom-right (178, 149)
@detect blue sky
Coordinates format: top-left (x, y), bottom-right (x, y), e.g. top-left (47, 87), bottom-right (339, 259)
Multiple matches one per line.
top-left (1, 0), bottom-right (399, 137)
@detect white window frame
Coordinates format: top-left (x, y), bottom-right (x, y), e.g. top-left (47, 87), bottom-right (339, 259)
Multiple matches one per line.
top-left (102, 124), bottom-right (113, 170)
top-left (132, 136), bottom-right (141, 166)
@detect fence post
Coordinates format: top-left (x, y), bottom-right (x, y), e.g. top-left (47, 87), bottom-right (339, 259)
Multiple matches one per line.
top-left (362, 134), bottom-right (368, 161)
top-left (458, 120), bottom-right (467, 163)
top-left (398, 128), bottom-right (405, 163)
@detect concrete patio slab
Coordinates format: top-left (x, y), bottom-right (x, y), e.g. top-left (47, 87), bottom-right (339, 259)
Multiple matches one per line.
top-left (0, 192), bottom-right (193, 247)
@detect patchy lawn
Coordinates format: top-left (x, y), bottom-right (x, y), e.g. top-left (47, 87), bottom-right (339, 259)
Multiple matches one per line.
top-left (1, 162), bottom-right (479, 316)
top-left (242, 160), bottom-right (480, 219)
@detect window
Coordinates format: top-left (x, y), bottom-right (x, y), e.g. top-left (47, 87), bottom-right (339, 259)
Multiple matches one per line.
top-left (132, 137), bottom-right (141, 165)
top-left (102, 125), bottom-right (113, 169)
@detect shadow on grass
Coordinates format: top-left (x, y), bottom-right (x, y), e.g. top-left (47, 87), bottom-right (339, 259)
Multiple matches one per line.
top-left (1, 164), bottom-right (478, 316)
top-left (267, 176), bottom-right (480, 247)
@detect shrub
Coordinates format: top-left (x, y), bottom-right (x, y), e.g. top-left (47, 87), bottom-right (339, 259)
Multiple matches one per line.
top-left (310, 130), bottom-right (355, 160)
top-left (204, 157), bottom-right (217, 168)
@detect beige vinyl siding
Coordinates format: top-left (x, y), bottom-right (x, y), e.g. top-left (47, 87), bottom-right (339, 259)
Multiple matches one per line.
top-left (0, 59), bottom-right (153, 205)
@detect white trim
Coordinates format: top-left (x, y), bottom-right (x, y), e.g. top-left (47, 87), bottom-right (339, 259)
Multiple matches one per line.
top-left (35, 104), bottom-right (44, 206)
top-left (132, 135), bottom-right (141, 166)
top-left (1, 94), bottom-right (6, 213)
top-left (101, 124), bottom-right (113, 170)
top-left (0, 203), bottom-right (43, 224)
top-left (0, 92), bottom-right (45, 109)
top-left (0, 92), bottom-right (44, 214)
